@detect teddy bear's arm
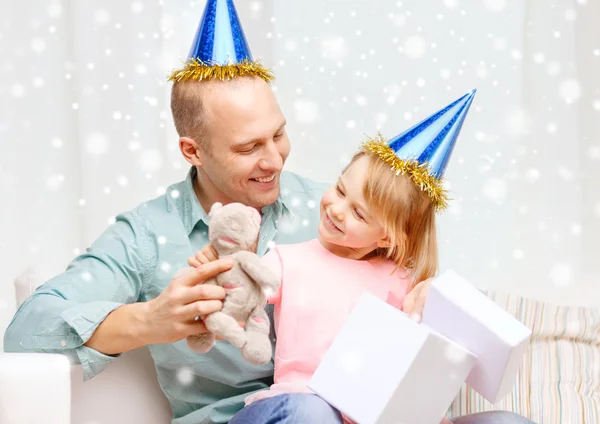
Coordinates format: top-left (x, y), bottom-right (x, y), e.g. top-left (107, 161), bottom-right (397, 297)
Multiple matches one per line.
top-left (234, 250), bottom-right (280, 295)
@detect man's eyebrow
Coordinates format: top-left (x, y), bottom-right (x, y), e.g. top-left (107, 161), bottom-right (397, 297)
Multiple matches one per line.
top-left (234, 120), bottom-right (287, 147)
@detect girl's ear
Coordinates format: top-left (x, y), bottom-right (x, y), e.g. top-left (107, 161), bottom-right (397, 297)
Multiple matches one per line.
top-left (377, 234), bottom-right (392, 249)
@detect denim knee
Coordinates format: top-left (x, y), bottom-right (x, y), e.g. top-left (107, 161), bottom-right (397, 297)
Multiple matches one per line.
top-left (286, 393), bottom-right (343, 423)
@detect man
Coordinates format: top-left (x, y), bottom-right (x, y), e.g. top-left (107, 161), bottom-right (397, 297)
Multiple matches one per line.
top-left (4, 1), bottom-right (534, 423)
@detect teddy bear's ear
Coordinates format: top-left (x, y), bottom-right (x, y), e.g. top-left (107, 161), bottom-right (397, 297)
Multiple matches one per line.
top-left (209, 202), bottom-right (223, 217)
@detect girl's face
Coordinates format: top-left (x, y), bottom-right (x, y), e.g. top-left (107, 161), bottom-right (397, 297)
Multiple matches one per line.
top-left (318, 155), bottom-right (390, 259)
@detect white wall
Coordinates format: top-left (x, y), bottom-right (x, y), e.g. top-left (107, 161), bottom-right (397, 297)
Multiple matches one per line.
top-left (2, 0), bottom-right (600, 347)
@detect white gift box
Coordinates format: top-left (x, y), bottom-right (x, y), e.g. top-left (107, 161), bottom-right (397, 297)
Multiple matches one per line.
top-left (308, 292), bottom-right (477, 424)
top-left (309, 270), bottom-right (532, 424)
top-left (421, 270), bottom-right (532, 403)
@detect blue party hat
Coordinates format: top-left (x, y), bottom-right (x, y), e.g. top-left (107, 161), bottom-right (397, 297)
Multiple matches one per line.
top-left (168, 0), bottom-right (273, 83)
top-left (363, 89), bottom-right (476, 211)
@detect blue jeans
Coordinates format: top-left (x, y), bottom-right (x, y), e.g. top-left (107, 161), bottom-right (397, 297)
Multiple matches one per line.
top-left (228, 394), bottom-right (537, 424)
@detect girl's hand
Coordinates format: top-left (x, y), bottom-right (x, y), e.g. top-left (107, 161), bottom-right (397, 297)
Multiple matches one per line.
top-left (402, 277), bottom-right (433, 322)
top-left (188, 244), bottom-right (219, 267)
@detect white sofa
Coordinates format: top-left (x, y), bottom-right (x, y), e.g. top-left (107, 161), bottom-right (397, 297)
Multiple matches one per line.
top-left (0, 270), bottom-right (173, 424)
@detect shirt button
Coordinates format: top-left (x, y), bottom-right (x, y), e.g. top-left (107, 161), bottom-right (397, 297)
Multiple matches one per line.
top-left (60, 340), bottom-right (67, 347)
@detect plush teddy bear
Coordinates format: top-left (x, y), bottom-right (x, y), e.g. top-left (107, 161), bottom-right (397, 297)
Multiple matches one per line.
top-left (186, 202), bottom-right (280, 366)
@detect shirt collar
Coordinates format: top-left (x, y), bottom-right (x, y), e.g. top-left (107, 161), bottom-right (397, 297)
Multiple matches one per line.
top-left (176, 166), bottom-right (292, 235)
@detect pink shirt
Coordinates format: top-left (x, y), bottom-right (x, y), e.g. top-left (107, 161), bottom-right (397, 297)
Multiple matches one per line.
top-left (245, 239), bottom-right (412, 405)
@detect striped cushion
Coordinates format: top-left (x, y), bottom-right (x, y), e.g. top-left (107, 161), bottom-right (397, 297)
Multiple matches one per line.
top-left (447, 291), bottom-right (600, 423)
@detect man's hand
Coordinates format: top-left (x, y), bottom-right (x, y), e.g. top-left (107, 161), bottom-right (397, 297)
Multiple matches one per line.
top-left (138, 259), bottom-right (234, 345)
top-left (402, 277), bottom-right (434, 323)
top-left (188, 244), bottom-right (219, 267)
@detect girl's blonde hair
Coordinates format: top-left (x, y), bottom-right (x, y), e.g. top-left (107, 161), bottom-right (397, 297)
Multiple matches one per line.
top-left (344, 150), bottom-right (438, 287)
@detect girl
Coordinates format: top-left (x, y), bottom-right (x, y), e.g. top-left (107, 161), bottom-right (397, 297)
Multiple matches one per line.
top-left (254, 140), bottom-right (438, 411)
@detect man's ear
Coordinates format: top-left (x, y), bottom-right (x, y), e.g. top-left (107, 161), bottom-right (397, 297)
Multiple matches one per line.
top-left (179, 137), bottom-right (203, 166)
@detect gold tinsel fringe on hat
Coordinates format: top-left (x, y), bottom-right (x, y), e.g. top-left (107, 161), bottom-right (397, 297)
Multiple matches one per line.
top-left (168, 58), bottom-right (275, 83)
top-left (361, 134), bottom-right (449, 212)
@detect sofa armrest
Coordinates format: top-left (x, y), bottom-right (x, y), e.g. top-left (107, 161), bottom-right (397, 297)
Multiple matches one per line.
top-left (0, 353), bottom-right (71, 424)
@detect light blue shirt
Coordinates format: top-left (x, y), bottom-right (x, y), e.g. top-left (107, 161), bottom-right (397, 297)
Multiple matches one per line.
top-left (4, 166), bottom-right (329, 424)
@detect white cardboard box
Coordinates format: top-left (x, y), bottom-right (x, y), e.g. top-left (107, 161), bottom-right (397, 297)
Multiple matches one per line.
top-left (309, 270), bottom-right (532, 424)
top-left (308, 292), bottom-right (477, 424)
top-left (421, 270), bottom-right (532, 403)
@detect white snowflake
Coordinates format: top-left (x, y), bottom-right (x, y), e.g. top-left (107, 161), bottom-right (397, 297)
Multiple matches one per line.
top-left (160, 262), bottom-right (172, 273)
top-left (493, 37), bottom-right (507, 50)
top-left (131, 2), bottom-right (143, 14)
top-left (46, 174), bottom-right (65, 191)
top-left (559, 79), bottom-right (582, 104)
top-left (484, 0), bottom-right (506, 11)
top-left (346, 120), bottom-right (356, 129)
top-left (51, 137), bottom-right (63, 149)
top-left (81, 272), bottom-right (92, 282)
top-left (558, 166), bottom-right (574, 182)
top-left (513, 249), bottom-right (524, 260)
top-left (94, 10), bottom-right (111, 25)
top-left (546, 62), bottom-right (561, 76)
top-left (47, 4), bottom-right (62, 18)
top-left (404, 36), bottom-right (427, 58)
top-left (355, 95), bottom-right (367, 106)
top-left (533, 52), bottom-right (545, 64)
top-left (565, 9), bottom-right (577, 21)
top-left (549, 262), bottom-right (573, 287)
top-left (113, 111), bottom-right (122, 120)
top-left (157, 236), bottom-right (167, 245)
top-left (391, 13), bottom-right (406, 27)
top-left (443, 0), bottom-right (459, 8)
top-left (12, 84), bottom-right (26, 98)
top-left (321, 36), bottom-right (348, 60)
top-left (176, 367), bottom-right (194, 386)
top-left (293, 100), bottom-right (319, 124)
top-left (129, 140), bottom-right (141, 151)
top-left (86, 133), bottom-right (109, 155)
top-left (592, 99), bottom-right (600, 111)
top-left (30, 38), bottom-right (46, 53)
top-left (79, 199), bottom-right (86, 206)
top-left (116, 175), bottom-right (129, 186)
top-left (590, 145), bottom-right (600, 159)
top-left (339, 349), bottom-right (364, 373)
top-left (506, 108), bottom-right (532, 136)
top-left (73, 248), bottom-right (80, 255)
top-left (525, 168), bottom-right (540, 183)
top-left (571, 224), bottom-right (582, 235)
top-left (444, 343), bottom-right (471, 364)
top-left (170, 189), bottom-right (180, 199)
top-left (546, 122), bottom-right (558, 134)
top-left (138, 149), bottom-right (163, 172)
top-left (108, 216), bottom-right (116, 225)
top-left (32, 76), bottom-right (44, 88)
top-left (476, 62), bottom-right (488, 78)
top-left (482, 178), bottom-right (507, 202)
top-left (416, 78), bottom-right (426, 87)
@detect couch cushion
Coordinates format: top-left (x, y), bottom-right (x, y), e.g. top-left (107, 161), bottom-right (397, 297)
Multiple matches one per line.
top-left (448, 291), bottom-right (600, 423)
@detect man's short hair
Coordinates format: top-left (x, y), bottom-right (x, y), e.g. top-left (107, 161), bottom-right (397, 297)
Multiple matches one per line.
top-left (170, 80), bottom-right (209, 151)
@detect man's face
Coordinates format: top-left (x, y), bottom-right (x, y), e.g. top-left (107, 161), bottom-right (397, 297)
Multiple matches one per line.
top-left (197, 77), bottom-right (290, 209)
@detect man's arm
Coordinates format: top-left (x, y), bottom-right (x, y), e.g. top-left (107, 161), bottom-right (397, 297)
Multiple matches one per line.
top-left (3, 211), bottom-right (232, 379)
